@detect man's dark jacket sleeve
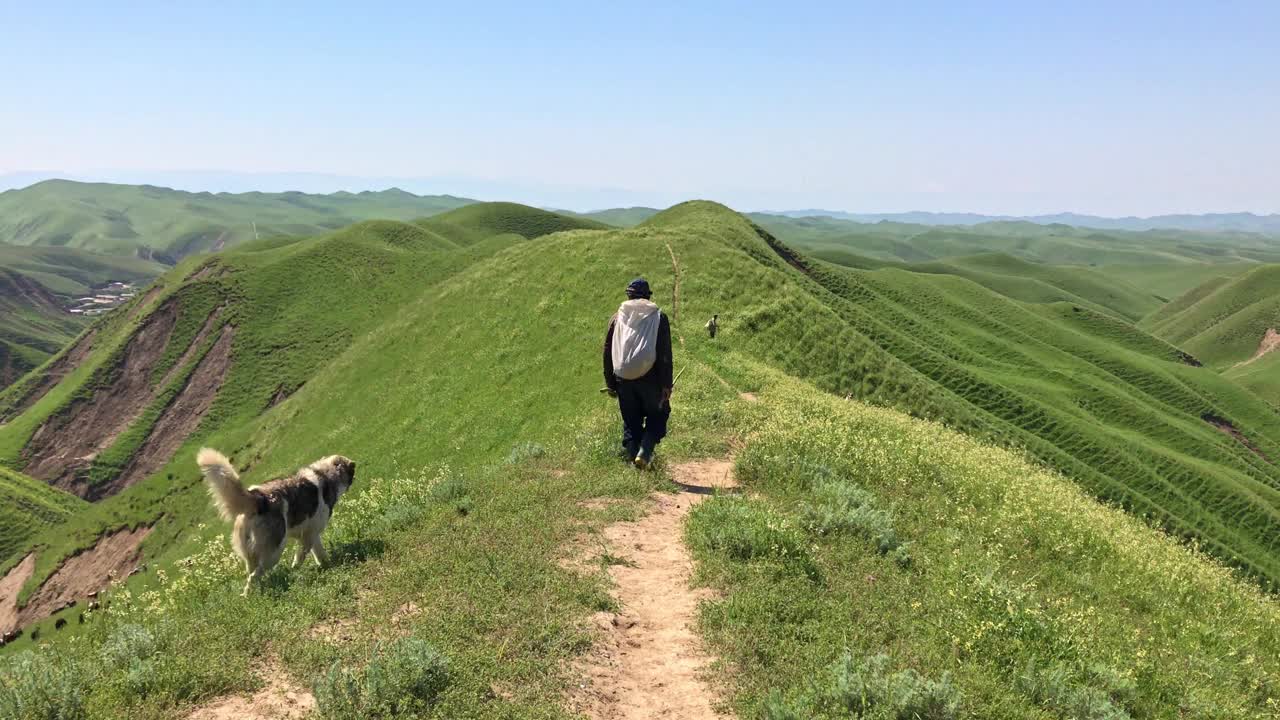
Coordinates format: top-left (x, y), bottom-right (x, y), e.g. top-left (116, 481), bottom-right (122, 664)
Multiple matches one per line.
top-left (603, 316), bottom-right (618, 391)
top-left (655, 313), bottom-right (673, 388)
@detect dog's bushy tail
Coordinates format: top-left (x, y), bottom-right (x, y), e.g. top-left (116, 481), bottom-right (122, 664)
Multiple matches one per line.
top-left (197, 448), bottom-right (256, 521)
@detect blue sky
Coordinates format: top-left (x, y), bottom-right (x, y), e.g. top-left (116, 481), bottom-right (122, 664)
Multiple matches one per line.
top-left (2, 1), bottom-right (1277, 214)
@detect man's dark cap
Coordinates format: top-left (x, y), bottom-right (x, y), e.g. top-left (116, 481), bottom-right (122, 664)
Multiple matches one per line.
top-left (625, 278), bottom-right (652, 299)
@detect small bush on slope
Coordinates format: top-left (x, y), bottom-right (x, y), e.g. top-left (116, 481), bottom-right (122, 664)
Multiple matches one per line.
top-left (0, 650), bottom-right (85, 720)
top-left (686, 496), bottom-right (820, 581)
top-left (763, 652), bottom-right (960, 720)
top-left (314, 637), bottom-right (450, 719)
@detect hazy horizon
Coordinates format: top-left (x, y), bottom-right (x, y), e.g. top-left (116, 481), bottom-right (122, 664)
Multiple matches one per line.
top-left (4, 170), bottom-right (1279, 220)
top-left (3, 2), bottom-right (1277, 216)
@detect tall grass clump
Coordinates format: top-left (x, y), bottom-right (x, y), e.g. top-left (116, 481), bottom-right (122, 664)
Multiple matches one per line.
top-left (505, 441), bottom-right (546, 465)
top-left (1016, 660), bottom-right (1136, 720)
top-left (0, 650), bottom-right (86, 720)
top-left (314, 637), bottom-right (450, 719)
top-left (800, 479), bottom-right (909, 565)
top-left (98, 624), bottom-right (160, 695)
top-left (763, 652), bottom-right (960, 720)
top-left (687, 496), bottom-right (819, 581)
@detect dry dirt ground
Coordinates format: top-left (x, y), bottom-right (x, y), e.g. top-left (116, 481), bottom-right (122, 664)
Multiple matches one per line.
top-left (1234, 328), bottom-right (1280, 368)
top-left (571, 458), bottom-right (737, 720)
top-left (186, 664), bottom-right (314, 720)
top-left (0, 525), bottom-right (152, 635)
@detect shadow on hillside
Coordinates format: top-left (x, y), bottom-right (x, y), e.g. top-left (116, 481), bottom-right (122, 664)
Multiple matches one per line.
top-left (331, 537), bottom-right (388, 566)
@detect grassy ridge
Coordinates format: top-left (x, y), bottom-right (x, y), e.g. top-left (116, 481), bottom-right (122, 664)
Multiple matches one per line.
top-left (0, 269), bottom-right (89, 390)
top-left (0, 203), bottom-right (1275, 718)
top-left (688, 358), bottom-right (1280, 719)
top-left (1144, 265), bottom-right (1280, 368)
top-left (0, 180), bottom-right (475, 260)
top-left (913, 252), bottom-right (1161, 321)
top-left (0, 245), bottom-right (164, 297)
top-left (754, 212), bottom-right (1280, 302)
top-left (0, 204), bottom-right (586, 606)
top-left (631, 203), bottom-right (1280, 585)
top-left (0, 466), bottom-right (86, 562)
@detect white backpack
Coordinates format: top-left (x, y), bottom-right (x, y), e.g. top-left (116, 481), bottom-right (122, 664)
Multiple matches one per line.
top-left (611, 299), bottom-right (662, 380)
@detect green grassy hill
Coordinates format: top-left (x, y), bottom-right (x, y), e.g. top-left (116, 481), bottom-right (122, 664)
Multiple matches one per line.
top-left (754, 212), bottom-right (1280, 299)
top-left (0, 246), bottom-right (165, 390)
top-left (0, 202), bottom-right (1277, 718)
top-left (576, 206), bottom-right (661, 227)
top-left (1143, 265), bottom-right (1280, 367)
top-left (0, 269), bottom-right (88, 389)
top-left (0, 245), bottom-right (164, 297)
top-left (910, 252), bottom-right (1161, 321)
top-left (0, 179), bottom-right (475, 261)
top-left (0, 466), bottom-right (85, 562)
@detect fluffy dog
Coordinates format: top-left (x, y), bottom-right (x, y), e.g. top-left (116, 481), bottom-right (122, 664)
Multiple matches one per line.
top-left (197, 448), bottom-right (356, 595)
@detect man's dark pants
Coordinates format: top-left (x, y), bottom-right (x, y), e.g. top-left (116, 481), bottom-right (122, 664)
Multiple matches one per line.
top-left (616, 377), bottom-right (669, 459)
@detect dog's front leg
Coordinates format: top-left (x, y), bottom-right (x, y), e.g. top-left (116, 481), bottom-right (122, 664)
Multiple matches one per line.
top-left (292, 541), bottom-right (309, 569)
top-left (310, 537), bottom-right (330, 568)
top-left (242, 566), bottom-right (261, 597)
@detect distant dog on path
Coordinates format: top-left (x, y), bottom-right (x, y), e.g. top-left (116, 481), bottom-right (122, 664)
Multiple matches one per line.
top-left (197, 448), bottom-right (356, 596)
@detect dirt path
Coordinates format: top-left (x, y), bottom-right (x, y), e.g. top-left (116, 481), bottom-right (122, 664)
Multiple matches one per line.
top-left (572, 458), bottom-right (736, 720)
top-left (186, 664), bottom-right (314, 720)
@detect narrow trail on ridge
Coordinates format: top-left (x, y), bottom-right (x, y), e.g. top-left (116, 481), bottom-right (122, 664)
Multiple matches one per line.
top-left (664, 240), bottom-right (685, 348)
top-left (572, 458), bottom-right (738, 720)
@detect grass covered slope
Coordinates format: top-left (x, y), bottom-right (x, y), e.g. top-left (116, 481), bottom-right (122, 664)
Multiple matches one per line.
top-left (0, 245), bottom-right (164, 390)
top-left (0, 201), bottom-right (1275, 718)
top-left (0, 466), bottom-right (85, 562)
top-left (0, 269), bottom-right (88, 390)
top-left (1144, 265), bottom-right (1280, 369)
top-left (688, 360), bottom-right (1279, 719)
top-left (641, 203), bottom-right (1280, 586)
top-left (0, 245), bottom-right (164, 297)
top-left (755, 212), bottom-right (1280, 303)
top-left (0, 179), bottom-right (475, 261)
top-left (911, 252), bottom-right (1161, 321)
top-left (0, 208), bottom-right (593, 616)
top-left (417, 202), bottom-right (608, 243)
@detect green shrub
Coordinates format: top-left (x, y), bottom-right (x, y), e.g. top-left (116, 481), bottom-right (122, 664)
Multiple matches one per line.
top-left (314, 637), bottom-right (450, 719)
top-left (688, 496), bottom-right (819, 580)
top-left (0, 651), bottom-right (86, 720)
top-left (765, 652), bottom-right (960, 720)
top-left (505, 441), bottom-right (546, 465)
top-left (100, 623), bottom-right (160, 695)
top-left (1016, 660), bottom-right (1132, 720)
top-left (800, 480), bottom-right (905, 557)
top-left (429, 471), bottom-right (472, 516)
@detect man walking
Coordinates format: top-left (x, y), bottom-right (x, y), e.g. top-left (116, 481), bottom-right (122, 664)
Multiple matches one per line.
top-left (603, 278), bottom-right (673, 469)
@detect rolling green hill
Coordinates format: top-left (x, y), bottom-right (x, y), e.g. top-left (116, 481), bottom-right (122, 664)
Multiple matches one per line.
top-left (575, 206), bottom-right (661, 227)
top-left (0, 201), bottom-right (1277, 718)
top-left (1144, 266), bottom-right (1280, 408)
top-left (754, 212), bottom-right (1280, 299)
top-left (0, 246), bottom-right (166, 391)
top-left (0, 269), bottom-right (88, 390)
top-left (909, 252), bottom-right (1161, 321)
top-left (0, 466), bottom-right (85, 562)
top-left (0, 179), bottom-right (475, 261)
top-left (0, 245), bottom-right (165, 297)
top-left (1143, 265), bottom-right (1280, 368)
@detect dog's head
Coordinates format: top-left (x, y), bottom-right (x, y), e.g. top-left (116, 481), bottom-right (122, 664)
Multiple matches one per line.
top-left (320, 455), bottom-right (357, 495)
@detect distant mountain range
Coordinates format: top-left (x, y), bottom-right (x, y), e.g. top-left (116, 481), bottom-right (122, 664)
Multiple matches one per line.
top-left (769, 209), bottom-right (1280, 234)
